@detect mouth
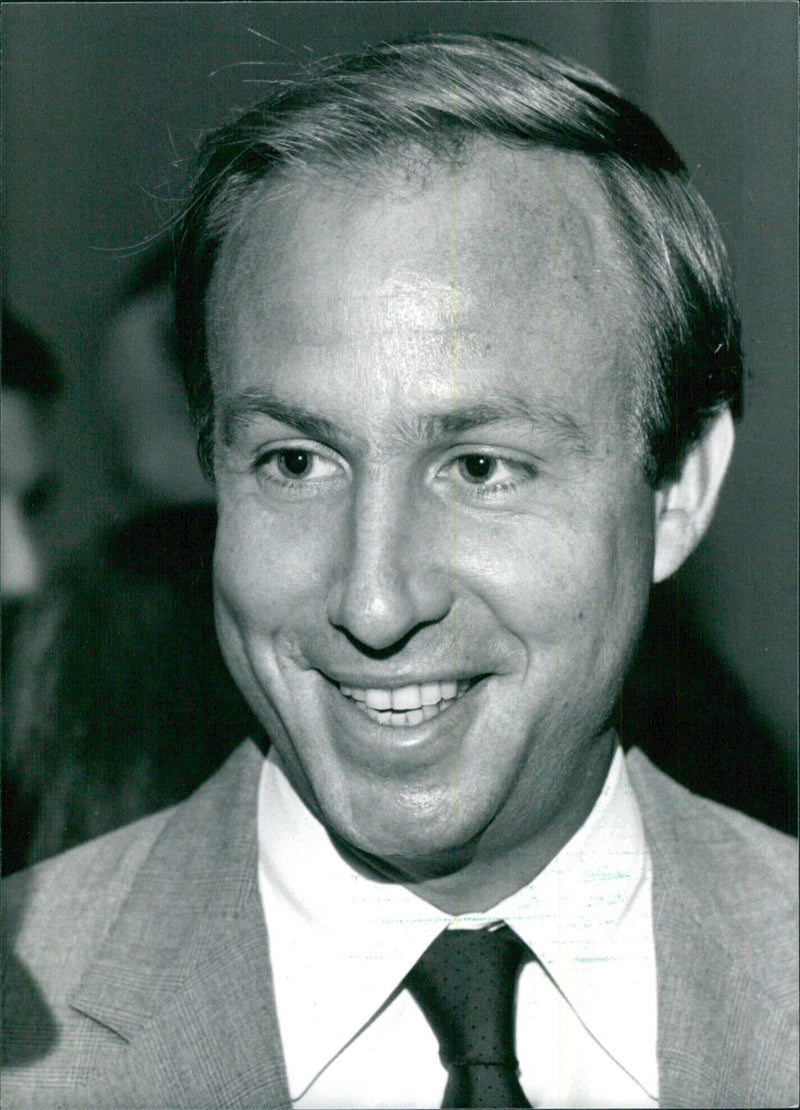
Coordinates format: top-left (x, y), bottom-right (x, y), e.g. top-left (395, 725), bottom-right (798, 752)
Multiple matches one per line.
top-left (336, 677), bottom-right (483, 726)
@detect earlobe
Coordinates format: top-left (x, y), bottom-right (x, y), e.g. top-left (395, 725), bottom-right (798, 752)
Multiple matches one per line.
top-left (652, 408), bottom-right (735, 584)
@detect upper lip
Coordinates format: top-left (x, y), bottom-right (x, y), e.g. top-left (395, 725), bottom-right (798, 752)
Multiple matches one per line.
top-left (320, 670), bottom-right (485, 689)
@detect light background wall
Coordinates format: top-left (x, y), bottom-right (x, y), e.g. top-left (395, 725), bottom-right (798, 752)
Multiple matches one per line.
top-left (3, 2), bottom-right (797, 762)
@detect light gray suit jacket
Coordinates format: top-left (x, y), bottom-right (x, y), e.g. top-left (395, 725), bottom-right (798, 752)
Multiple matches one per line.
top-left (3, 741), bottom-right (797, 1109)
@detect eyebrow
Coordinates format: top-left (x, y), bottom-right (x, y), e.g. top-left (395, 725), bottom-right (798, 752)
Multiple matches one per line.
top-left (404, 400), bottom-right (591, 453)
top-left (219, 389), bottom-right (591, 454)
top-left (220, 392), bottom-right (345, 449)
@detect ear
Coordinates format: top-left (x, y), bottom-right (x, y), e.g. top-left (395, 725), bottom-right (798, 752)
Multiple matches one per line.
top-left (652, 408), bottom-right (735, 584)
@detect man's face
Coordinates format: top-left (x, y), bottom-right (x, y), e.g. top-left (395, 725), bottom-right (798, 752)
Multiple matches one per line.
top-left (209, 146), bottom-right (656, 878)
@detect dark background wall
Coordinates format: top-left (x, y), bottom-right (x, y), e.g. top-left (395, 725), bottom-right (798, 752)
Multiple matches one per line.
top-left (3, 2), bottom-right (797, 772)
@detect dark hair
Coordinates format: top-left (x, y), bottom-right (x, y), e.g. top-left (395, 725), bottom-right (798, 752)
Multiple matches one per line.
top-left (175, 33), bottom-right (742, 486)
top-left (2, 307), bottom-right (62, 401)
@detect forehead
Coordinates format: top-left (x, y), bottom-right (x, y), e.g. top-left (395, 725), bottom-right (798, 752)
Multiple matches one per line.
top-left (208, 144), bottom-right (641, 432)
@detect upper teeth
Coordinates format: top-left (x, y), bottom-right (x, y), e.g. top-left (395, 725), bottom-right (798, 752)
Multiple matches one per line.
top-left (339, 680), bottom-right (461, 712)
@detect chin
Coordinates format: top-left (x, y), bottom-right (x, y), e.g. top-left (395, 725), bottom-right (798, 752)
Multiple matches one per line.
top-left (331, 824), bottom-right (482, 885)
top-left (323, 783), bottom-right (491, 879)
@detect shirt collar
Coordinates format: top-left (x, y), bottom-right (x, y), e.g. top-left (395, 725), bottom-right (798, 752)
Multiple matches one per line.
top-left (257, 743), bottom-right (655, 1100)
top-left (492, 745), bottom-right (658, 1098)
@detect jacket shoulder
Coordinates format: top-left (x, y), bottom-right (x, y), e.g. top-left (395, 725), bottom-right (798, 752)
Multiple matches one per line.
top-left (3, 807), bottom-right (174, 1076)
top-left (627, 747), bottom-right (796, 873)
top-left (2, 742), bottom-right (271, 1108)
top-left (627, 748), bottom-right (797, 996)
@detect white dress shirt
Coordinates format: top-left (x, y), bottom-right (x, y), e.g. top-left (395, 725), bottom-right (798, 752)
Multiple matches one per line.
top-left (257, 745), bottom-right (659, 1108)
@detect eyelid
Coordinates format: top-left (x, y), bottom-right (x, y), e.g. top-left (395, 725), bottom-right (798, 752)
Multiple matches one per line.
top-left (252, 440), bottom-right (349, 492)
top-left (436, 445), bottom-right (540, 473)
top-left (254, 438), bottom-right (346, 469)
top-left (431, 447), bottom-right (540, 501)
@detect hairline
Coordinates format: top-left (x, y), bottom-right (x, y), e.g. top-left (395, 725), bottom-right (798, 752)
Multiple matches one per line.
top-left (178, 35), bottom-right (742, 489)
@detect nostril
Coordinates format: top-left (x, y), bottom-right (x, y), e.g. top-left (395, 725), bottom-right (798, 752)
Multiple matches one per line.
top-left (331, 621), bottom-right (429, 659)
top-left (327, 567), bottom-right (451, 653)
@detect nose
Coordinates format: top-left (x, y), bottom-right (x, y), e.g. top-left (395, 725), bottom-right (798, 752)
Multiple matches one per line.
top-left (0, 494), bottom-right (43, 602)
top-left (326, 479), bottom-right (454, 653)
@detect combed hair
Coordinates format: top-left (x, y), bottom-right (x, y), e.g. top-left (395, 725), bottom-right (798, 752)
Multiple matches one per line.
top-left (175, 33), bottom-right (742, 486)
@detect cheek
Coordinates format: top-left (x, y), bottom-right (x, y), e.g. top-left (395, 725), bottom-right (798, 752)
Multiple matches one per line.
top-left (455, 501), bottom-right (653, 654)
top-left (213, 494), bottom-right (340, 639)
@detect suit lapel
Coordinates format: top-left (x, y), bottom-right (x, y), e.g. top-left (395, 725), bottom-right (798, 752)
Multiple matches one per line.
top-left (629, 749), bottom-right (798, 1108)
top-left (651, 881), bottom-right (796, 1109)
top-left (70, 741), bottom-right (291, 1109)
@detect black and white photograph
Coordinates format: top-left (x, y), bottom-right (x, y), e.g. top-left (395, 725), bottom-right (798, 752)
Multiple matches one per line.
top-left (2, 4), bottom-right (797, 1107)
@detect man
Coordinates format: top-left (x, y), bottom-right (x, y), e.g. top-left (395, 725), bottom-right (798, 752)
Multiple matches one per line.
top-left (3, 34), bottom-right (797, 1109)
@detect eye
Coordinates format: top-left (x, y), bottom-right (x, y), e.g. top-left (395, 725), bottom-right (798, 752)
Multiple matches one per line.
top-left (275, 448), bottom-right (313, 478)
top-left (437, 450), bottom-right (539, 501)
top-left (255, 446), bottom-right (343, 488)
top-left (456, 454), bottom-right (499, 484)
top-left (452, 453), bottom-right (533, 488)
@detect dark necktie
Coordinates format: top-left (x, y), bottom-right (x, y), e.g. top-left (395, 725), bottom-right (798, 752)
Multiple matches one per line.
top-left (405, 924), bottom-right (532, 1109)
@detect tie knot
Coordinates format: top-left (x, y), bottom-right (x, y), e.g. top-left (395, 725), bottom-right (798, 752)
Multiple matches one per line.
top-left (406, 925), bottom-right (529, 1068)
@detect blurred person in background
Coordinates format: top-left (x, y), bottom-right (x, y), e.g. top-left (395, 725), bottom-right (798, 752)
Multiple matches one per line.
top-left (2, 309), bottom-right (63, 874)
top-left (101, 240), bottom-right (213, 513)
top-left (1, 309), bottom-right (61, 645)
top-left (92, 241), bottom-right (223, 629)
top-left (1, 252), bottom-right (254, 876)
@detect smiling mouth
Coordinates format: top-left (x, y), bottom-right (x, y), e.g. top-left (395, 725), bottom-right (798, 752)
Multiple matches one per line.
top-left (337, 678), bottom-right (481, 726)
